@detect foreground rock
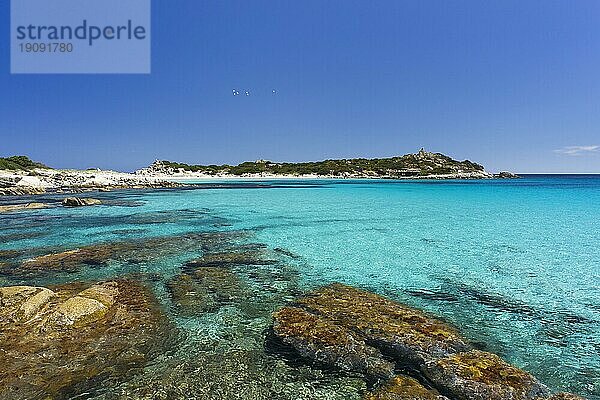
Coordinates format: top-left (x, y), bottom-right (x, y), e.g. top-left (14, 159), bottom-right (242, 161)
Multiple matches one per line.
top-left (0, 202), bottom-right (50, 213)
top-left (273, 305), bottom-right (395, 380)
top-left (61, 197), bottom-right (102, 207)
top-left (282, 283), bottom-right (471, 368)
top-left (423, 350), bottom-right (547, 400)
top-left (270, 283), bottom-right (585, 400)
top-left (365, 376), bottom-right (449, 400)
top-left (0, 280), bottom-right (173, 399)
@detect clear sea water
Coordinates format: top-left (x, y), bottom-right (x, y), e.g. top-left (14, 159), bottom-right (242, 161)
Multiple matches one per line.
top-left (1, 175), bottom-right (599, 399)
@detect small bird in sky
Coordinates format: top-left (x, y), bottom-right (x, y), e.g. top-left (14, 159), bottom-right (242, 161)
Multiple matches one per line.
top-left (231, 88), bottom-right (277, 96)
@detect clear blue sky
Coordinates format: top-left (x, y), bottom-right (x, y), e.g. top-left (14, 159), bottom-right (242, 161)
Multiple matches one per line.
top-left (1, 0), bottom-right (599, 172)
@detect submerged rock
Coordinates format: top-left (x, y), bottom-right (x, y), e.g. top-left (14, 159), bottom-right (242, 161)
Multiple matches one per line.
top-left (185, 249), bottom-right (276, 268)
top-left (192, 266), bottom-right (247, 301)
top-left (544, 394), bottom-right (588, 400)
top-left (168, 266), bottom-right (248, 316)
top-left (270, 283), bottom-right (469, 385)
top-left (167, 273), bottom-right (218, 315)
top-left (270, 283), bottom-right (585, 400)
top-left (289, 283), bottom-right (471, 367)
top-left (61, 197), bottom-right (102, 207)
top-left (14, 231), bottom-right (247, 276)
top-left (0, 202), bottom-right (50, 213)
top-left (273, 306), bottom-right (395, 380)
top-left (422, 350), bottom-right (548, 400)
top-left (20, 247), bottom-right (112, 272)
top-left (0, 249), bottom-right (24, 261)
top-left (0, 279), bottom-right (173, 399)
top-left (365, 375), bottom-right (449, 400)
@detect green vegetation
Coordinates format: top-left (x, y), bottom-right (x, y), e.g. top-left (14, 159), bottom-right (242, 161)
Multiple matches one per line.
top-left (0, 156), bottom-right (49, 171)
top-left (155, 150), bottom-right (485, 177)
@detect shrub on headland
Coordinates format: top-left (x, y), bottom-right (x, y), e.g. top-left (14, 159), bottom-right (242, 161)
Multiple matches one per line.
top-left (0, 156), bottom-right (49, 171)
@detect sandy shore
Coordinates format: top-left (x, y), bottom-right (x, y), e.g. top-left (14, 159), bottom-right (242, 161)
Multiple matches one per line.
top-left (0, 168), bottom-right (502, 197)
top-left (145, 171), bottom-right (495, 181)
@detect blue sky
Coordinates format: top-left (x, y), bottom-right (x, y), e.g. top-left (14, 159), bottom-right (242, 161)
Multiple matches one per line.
top-left (1, 0), bottom-right (599, 172)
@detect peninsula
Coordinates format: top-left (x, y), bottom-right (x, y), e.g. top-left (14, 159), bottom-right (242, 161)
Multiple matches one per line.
top-left (138, 149), bottom-right (515, 180)
top-left (0, 150), bottom-right (516, 196)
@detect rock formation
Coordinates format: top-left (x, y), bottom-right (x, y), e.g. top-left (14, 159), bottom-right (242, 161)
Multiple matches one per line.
top-left (61, 197), bottom-right (102, 207)
top-left (0, 280), bottom-right (174, 399)
top-left (0, 202), bottom-right (50, 213)
top-left (269, 283), bottom-right (585, 400)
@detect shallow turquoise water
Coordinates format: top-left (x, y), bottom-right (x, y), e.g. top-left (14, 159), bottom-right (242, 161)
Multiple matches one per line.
top-left (1, 176), bottom-right (599, 398)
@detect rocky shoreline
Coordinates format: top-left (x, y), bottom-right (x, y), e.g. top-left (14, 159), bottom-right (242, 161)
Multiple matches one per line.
top-left (0, 168), bottom-right (181, 197)
top-left (135, 149), bottom-right (519, 180)
top-left (0, 150), bottom-right (520, 198)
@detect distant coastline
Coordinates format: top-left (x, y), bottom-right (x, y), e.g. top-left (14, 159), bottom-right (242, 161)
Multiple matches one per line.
top-left (0, 150), bottom-right (518, 197)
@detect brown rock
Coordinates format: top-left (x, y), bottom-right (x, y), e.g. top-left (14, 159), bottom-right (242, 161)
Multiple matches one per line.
top-left (544, 393), bottom-right (587, 400)
top-left (0, 280), bottom-right (174, 399)
top-left (21, 247), bottom-right (110, 272)
top-left (62, 197), bottom-right (102, 207)
top-left (18, 287), bottom-right (55, 320)
top-left (16, 231), bottom-right (247, 276)
top-left (273, 306), bottom-right (395, 380)
top-left (166, 273), bottom-right (217, 315)
top-left (422, 350), bottom-right (548, 400)
top-left (270, 283), bottom-right (559, 400)
top-left (46, 295), bottom-right (108, 328)
top-left (293, 283), bottom-right (471, 366)
top-left (364, 375), bottom-right (449, 400)
top-left (186, 250), bottom-right (276, 268)
top-left (0, 202), bottom-right (49, 213)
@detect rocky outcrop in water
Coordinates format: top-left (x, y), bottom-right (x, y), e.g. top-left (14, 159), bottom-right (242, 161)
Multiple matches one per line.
top-left (422, 350), bottom-right (547, 400)
top-left (494, 171), bottom-right (520, 179)
top-left (365, 376), bottom-right (449, 400)
top-left (0, 280), bottom-right (173, 399)
top-left (61, 197), bottom-right (102, 207)
top-left (269, 283), bottom-right (585, 400)
top-left (0, 202), bottom-right (50, 213)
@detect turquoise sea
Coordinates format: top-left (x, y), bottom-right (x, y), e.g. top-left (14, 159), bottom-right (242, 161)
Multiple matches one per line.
top-left (1, 175), bottom-right (599, 399)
